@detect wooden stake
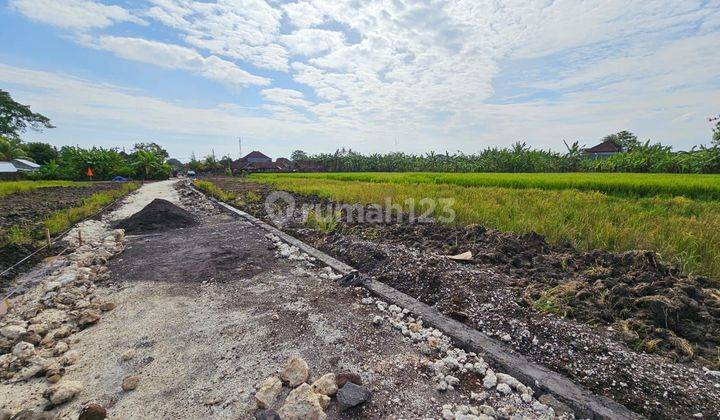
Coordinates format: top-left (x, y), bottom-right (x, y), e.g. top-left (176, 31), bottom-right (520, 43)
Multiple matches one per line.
top-left (45, 228), bottom-right (51, 246)
top-left (78, 230), bottom-right (83, 246)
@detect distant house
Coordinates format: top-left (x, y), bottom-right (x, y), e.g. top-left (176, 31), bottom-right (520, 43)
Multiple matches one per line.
top-left (275, 157), bottom-right (291, 170)
top-left (293, 159), bottom-right (326, 172)
top-left (11, 159), bottom-right (41, 172)
top-left (231, 151), bottom-right (291, 173)
top-left (0, 161), bottom-right (20, 180)
top-left (584, 140), bottom-right (624, 159)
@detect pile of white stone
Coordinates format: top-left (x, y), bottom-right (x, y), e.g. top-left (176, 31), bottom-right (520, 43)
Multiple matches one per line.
top-left (362, 296), bottom-right (566, 420)
top-left (0, 220), bottom-right (126, 412)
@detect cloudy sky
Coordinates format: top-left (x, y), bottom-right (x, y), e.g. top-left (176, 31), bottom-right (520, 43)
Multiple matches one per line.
top-left (1, 0), bottom-right (719, 161)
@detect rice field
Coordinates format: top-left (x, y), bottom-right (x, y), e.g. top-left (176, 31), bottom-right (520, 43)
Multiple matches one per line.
top-left (249, 173), bottom-right (720, 279)
top-left (257, 172), bottom-right (720, 200)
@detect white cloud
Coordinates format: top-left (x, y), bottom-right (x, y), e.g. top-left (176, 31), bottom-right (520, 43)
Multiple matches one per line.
top-left (261, 88), bottom-right (311, 107)
top-left (282, 2), bottom-right (325, 28)
top-left (145, 0), bottom-right (288, 71)
top-left (79, 35), bottom-right (270, 88)
top-left (8, 0), bottom-right (720, 153)
top-left (281, 29), bottom-right (345, 56)
top-left (10, 0), bottom-right (145, 30)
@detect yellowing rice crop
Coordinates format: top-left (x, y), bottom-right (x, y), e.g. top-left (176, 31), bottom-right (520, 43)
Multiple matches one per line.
top-left (249, 173), bottom-right (720, 279)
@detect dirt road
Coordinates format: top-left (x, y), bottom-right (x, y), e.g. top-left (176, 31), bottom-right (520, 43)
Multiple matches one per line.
top-left (0, 181), bottom-right (564, 419)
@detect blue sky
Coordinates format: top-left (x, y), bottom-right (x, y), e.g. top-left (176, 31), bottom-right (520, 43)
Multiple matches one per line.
top-left (1, 0), bottom-right (719, 161)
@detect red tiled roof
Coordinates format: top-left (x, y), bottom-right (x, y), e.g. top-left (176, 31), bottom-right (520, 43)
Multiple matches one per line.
top-left (242, 151), bottom-right (271, 160)
top-left (585, 140), bottom-right (622, 153)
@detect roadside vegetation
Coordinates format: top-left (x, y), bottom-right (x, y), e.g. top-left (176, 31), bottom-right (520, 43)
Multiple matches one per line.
top-left (246, 175), bottom-right (720, 279)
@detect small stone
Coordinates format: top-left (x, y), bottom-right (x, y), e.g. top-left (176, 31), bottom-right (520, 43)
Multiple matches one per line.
top-left (120, 349), bottom-right (136, 361)
top-left (98, 302), bottom-right (116, 311)
top-left (45, 380), bottom-right (83, 405)
top-left (501, 334), bottom-right (511, 342)
top-left (408, 322), bottom-right (421, 333)
top-left (280, 357), bottom-right (310, 387)
top-left (336, 382), bottom-right (371, 408)
top-left (12, 341), bottom-right (35, 360)
top-left (62, 349), bottom-right (80, 365)
top-left (497, 383), bottom-right (512, 394)
top-left (77, 310), bottom-right (101, 327)
top-left (0, 325), bottom-right (26, 339)
top-left (483, 371), bottom-right (497, 389)
top-left (311, 373), bottom-right (337, 396)
top-left (52, 325), bottom-right (72, 339)
top-left (254, 376), bottom-right (282, 409)
top-left (427, 336), bottom-right (440, 348)
top-left (335, 372), bottom-right (362, 388)
top-left (277, 383), bottom-right (327, 420)
top-left (54, 341), bottom-right (69, 355)
top-left (372, 316), bottom-right (383, 326)
top-left (471, 391), bottom-right (488, 402)
top-left (271, 314), bottom-right (279, 321)
top-left (121, 375), bottom-right (140, 391)
top-left (78, 403), bottom-right (107, 420)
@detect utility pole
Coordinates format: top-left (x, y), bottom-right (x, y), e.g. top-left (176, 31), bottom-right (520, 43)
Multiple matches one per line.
top-left (238, 137), bottom-right (242, 159)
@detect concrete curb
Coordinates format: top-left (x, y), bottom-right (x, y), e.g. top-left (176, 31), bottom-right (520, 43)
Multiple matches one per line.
top-left (197, 187), bottom-right (643, 420)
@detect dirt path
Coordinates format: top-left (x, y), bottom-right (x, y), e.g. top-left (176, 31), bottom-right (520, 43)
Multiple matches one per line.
top-left (0, 181), bottom-right (566, 419)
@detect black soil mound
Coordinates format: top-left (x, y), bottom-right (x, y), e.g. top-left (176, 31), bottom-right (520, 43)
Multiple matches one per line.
top-left (115, 199), bottom-right (198, 234)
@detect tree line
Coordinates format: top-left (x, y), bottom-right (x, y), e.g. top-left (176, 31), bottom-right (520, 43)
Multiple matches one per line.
top-left (0, 90), bottom-right (171, 181)
top-left (290, 128), bottom-right (720, 173)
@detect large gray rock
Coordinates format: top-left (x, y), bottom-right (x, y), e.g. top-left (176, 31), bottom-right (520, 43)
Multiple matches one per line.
top-left (336, 382), bottom-right (371, 408)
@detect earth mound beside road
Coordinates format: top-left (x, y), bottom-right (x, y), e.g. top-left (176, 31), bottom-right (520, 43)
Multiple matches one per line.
top-left (114, 198), bottom-right (198, 234)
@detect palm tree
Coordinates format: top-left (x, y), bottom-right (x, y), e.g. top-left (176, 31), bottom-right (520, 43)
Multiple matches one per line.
top-left (132, 149), bottom-right (161, 182)
top-left (0, 135), bottom-right (29, 161)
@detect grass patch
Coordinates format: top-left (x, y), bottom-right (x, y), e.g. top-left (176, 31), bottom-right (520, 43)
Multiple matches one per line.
top-left (247, 175), bottom-right (720, 279)
top-left (0, 180), bottom-right (89, 198)
top-left (305, 210), bottom-right (341, 233)
top-left (193, 180), bottom-right (237, 202)
top-left (252, 172), bottom-right (720, 200)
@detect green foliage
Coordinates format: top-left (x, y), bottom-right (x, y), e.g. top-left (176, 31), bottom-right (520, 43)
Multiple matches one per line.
top-left (305, 210), bottom-right (341, 233)
top-left (291, 150), bottom-right (308, 161)
top-left (601, 130), bottom-right (639, 150)
top-left (250, 174), bottom-right (720, 279)
top-left (0, 90), bottom-right (54, 140)
top-left (0, 135), bottom-right (29, 160)
top-left (292, 132), bottom-right (720, 174)
top-left (22, 142), bottom-right (58, 164)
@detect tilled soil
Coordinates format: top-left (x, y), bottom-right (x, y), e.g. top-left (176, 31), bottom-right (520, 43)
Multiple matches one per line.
top-left (0, 184), bottom-right (122, 232)
top-left (0, 184), bottom-right (123, 281)
top-left (215, 178), bottom-right (720, 418)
